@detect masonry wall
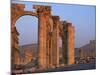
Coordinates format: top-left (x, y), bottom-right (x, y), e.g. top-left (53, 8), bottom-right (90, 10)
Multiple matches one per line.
top-left (11, 27), bottom-right (20, 65)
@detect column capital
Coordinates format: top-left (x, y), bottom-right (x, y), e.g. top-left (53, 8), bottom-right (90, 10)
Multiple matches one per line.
top-left (33, 5), bottom-right (51, 15)
top-left (52, 16), bottom-right (60, 20)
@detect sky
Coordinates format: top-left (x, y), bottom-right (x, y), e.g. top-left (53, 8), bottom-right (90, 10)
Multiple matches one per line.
top-left (12, 1), bottom-right (96, 48)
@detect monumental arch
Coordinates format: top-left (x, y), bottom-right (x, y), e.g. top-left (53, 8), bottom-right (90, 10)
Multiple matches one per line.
top-left (11, 4), bottom-right (75, 69)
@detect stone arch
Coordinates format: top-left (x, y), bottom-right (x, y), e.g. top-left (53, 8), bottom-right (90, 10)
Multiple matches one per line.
top-left (14, 13), bottom-right (38, 25)
top-left (11, 5), bottom-right (39, 67)
top-left (12, 13), bottom-right (38, 29)
top-left (14, 16), bottom-right (38, 65)
top-left (11, 4), bottom-right (53, 69)
top-left (15, 15), bottom-right (38, 45)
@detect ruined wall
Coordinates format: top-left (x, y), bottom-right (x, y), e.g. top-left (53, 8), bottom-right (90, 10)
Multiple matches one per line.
top-left (11, 4), bottom-right (38, 68)
top-left (22, 50), bottom-right (33, 65)
top-left (11, 27), bottom-right (20, 65)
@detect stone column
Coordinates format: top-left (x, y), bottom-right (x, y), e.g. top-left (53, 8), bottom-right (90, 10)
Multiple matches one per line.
top-left (67, 23), bottom-right (75, 65)
top-left (52, 16), bottom-right (60, 67)
top-left (46, 17), bottom-right (54, 68)
top-left (62, 22), bottom-right (75, 65)
top-left (33, 5), bottom-right (51, 69)
top-left (62, 27), bottom-right (68, 64)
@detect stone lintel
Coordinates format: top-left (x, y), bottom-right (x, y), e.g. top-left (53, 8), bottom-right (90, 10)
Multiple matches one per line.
top-left (12, 4), bottom-right (25, 10)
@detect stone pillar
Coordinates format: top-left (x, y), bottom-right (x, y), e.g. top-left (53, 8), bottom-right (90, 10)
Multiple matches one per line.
top-left (62, 21), bottom-right (75, 65)
top-left (33, 5), bottom-right (51, 69)
top-left (62, 27), bottom-right (68, 64)
top-left (46, 17), bottom-right (54, 68)
top-left (67, 23), bottom-right (75, 65)
top-left (47, 39), bottom-right (50, 68)
top-left (52, 16), bottom-right (60, 68)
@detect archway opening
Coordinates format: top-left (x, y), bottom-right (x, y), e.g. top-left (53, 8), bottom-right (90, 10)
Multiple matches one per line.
top-left (15, 15), bottom-right (38, 65)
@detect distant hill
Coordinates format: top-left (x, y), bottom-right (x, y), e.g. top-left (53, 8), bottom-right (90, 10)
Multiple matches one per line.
top-left (19, 40), bottom-right (96, 59)
top-left (19, 44), bottom-right (38, 58)
top-left (75, 40), bottom-right (96, 58)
